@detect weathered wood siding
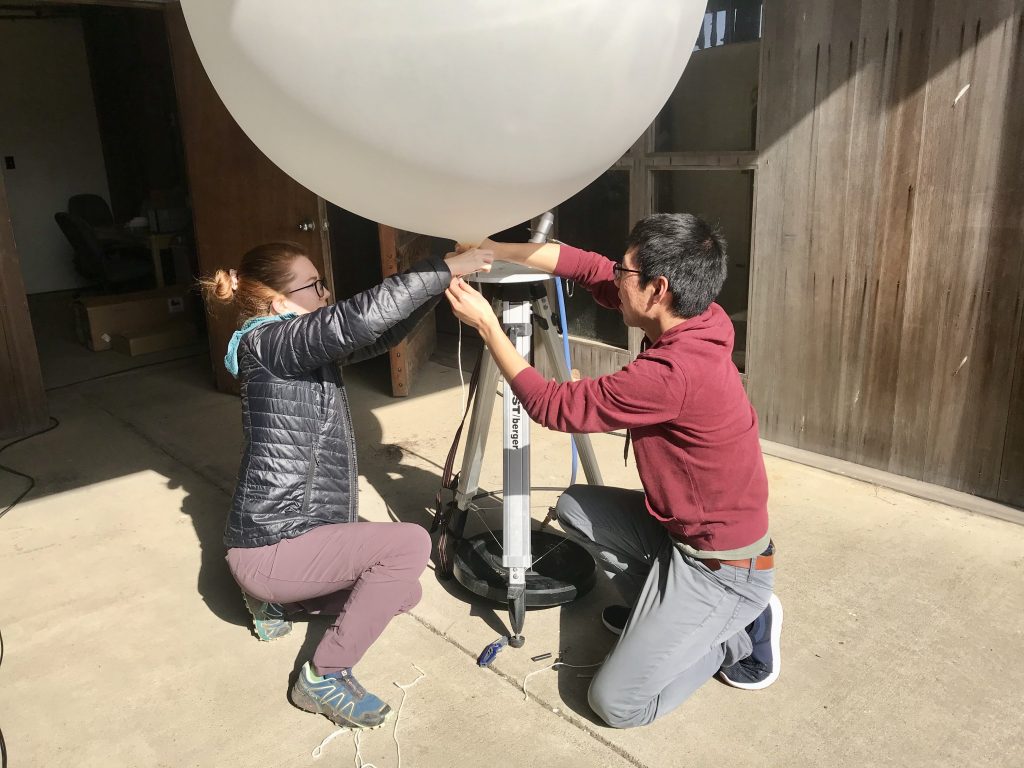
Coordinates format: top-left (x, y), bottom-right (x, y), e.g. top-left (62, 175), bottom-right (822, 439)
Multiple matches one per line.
top-left (748, 1), bottom-right (1024, 505)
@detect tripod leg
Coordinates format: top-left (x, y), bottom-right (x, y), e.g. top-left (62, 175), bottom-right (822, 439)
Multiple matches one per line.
top-left (438, 347), bottom-right (501, 578)
top-left (454, 348), bottom-right (501, 511)
top-left (531, 297), bottom-right (605, 486)
top-left (508, 587), bottom-right (526, 647)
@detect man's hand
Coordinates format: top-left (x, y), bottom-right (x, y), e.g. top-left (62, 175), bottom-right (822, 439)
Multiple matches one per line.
top-left (446, 278), bottom-right (530, 383)
top-left (444, 248), bottom-right (494, 278)
top-left (445, 278), bottom-right (499, 333)
top-left (457, 238), bottom-right (538, 265)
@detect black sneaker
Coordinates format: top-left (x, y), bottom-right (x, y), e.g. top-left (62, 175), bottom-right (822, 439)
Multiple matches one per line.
top-left (601, 604), bottom-right (630, 635)
top-left (718, 593), bottom-right (783, 690)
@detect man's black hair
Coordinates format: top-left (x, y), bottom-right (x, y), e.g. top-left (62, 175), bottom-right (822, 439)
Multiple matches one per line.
top-left (625, 213), bottom-right (728, 318)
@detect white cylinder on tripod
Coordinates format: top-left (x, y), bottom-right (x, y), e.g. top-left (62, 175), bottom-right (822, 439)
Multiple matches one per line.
top-left (502, 299), bottom-right (534, 582)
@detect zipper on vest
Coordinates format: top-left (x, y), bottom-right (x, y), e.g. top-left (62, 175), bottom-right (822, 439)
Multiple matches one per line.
top-left (301, 433), bottom-right (319, 514)
top-left (338, 383), bottom-right (358, 523)
top-left (302, 368), bottom-right (328, 516)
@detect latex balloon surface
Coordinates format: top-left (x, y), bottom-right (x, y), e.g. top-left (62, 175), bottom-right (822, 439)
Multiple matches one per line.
top-left (181, 1), bottom-right (708, 241)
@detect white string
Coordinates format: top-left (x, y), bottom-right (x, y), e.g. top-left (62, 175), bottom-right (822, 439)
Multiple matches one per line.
top-left (310, 663), bottom-right (426, 768)
top-left (392, 664), bottom-right (427, 768)
top-left (526, 536), bottom-right (569, 569)
top-left (466, 501), bottom-right (567, 568)
top-left (469, 503), bottom-right (504, 550)
top-left (352, 731), bottom-right (377, 768)
top-left (309, 729), bottom-right (366, 765)
top-left (522, 661), bottom-right (603, 701)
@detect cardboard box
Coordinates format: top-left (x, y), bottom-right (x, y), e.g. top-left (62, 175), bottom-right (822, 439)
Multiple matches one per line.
top-left (111, 323), bottom-right (198, 357)
top-left (74, 287), bottom-right (196, 351)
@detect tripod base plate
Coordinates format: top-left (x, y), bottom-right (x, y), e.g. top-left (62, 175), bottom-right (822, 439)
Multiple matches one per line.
top-left (452, 530), bottom-right (596, 608)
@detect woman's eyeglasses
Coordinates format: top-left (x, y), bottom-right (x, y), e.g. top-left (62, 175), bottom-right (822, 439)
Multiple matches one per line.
top-left (612, 263), bottom-right (643, 283)
top-left (285, 278), bottom-right (327, 298)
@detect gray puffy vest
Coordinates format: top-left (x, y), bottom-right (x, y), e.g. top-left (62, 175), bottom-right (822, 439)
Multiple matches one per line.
top-left (224, 255), bottom-right (449, 548)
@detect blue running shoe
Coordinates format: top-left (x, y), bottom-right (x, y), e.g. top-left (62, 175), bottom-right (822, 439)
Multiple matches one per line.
top-left (290, 662), bottom-right (392, 728)
top-left (242, 593), bottom-right (293, 642)
top-left (718, 593), bottom-right (783, 690)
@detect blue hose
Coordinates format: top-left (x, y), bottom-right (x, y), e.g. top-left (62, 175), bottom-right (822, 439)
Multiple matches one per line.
top-left (554, 277), bottom-right (578, 486)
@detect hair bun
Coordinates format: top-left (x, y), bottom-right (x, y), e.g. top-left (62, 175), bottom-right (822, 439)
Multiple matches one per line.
top-left (216, 269), bottom-right (236, 300)
top-left (201, 269), bottom-right (235, 303)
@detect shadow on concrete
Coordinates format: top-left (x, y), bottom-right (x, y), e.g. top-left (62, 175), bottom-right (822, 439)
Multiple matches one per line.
top-left (4, 324), bottom-right (617, 722)
top-left (172, 472), bottom-right (250, 629)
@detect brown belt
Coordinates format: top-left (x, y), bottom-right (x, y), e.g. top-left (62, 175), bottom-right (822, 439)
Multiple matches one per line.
top-left (703, 553), bottom-right (774, 572)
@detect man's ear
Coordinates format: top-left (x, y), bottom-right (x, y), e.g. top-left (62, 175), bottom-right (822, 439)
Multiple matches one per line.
top-left (651, 275), bottom-right (672, 307)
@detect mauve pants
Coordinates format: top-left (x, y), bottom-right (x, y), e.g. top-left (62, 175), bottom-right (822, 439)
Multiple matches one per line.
top-left (226, 522), bottom-right (431, 674)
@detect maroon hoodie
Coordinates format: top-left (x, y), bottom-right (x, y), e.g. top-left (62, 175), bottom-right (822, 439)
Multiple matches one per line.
top-left (510, 246), bottom-right (769, 554)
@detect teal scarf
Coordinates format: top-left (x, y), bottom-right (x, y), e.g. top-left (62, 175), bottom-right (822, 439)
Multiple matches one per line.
top-left (224, 313), bottom-right (296, 378)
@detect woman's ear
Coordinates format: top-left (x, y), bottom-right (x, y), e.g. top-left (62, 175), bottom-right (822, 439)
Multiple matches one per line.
top-left (270, 294), bottom-right (290, 316)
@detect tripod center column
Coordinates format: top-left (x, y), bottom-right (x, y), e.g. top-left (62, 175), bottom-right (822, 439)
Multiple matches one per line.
top-left (501, 297), bottom-right (534, 588)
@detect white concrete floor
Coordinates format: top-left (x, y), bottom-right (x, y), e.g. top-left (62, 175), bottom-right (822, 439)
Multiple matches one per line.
top-left (2, 344), bottom-right (1023, 768)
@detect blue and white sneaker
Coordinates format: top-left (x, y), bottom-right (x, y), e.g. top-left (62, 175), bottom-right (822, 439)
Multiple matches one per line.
top-left (290, 662), bottom-right (392, 728)
top-left (718, 593), bottom-right (783, 690)
top-left (242, 593), bottom-right (293, 642)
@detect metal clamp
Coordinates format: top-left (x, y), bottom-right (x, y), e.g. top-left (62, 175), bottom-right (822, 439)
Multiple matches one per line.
top-left (503, 322), bottom-right (533, 341)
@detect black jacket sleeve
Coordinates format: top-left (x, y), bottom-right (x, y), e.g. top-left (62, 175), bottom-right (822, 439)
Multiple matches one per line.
top-left (335, 292), bottom-right (444, 367)
top-left (248, 255), bottom-right (451, 377)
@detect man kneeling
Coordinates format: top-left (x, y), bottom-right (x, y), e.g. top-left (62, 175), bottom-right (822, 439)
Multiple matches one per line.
top-left (445, 213), bottom-right (782, 728)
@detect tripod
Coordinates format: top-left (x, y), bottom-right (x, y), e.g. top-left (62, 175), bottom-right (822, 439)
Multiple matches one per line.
top-left (437, 248), bottom-right (603, 648)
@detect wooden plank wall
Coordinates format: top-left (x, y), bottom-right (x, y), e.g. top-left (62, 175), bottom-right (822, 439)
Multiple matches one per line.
top-left (0, 176), bottom-right (49, 439)
top-left (748, 0), bottom-right (1024, 506)
top-left (377, 225), bottom-right (438, 396)
top-left (535, 337), bottom-right (630, 381)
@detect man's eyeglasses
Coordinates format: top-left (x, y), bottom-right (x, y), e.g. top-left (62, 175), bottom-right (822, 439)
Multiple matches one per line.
top-left (285, 278), bottom-right (327, 298)
top-left (612, 263), bottom-right (643, 283)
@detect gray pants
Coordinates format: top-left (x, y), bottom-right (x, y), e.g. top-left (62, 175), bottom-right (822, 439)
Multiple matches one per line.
top-left (555, 485), bottom-right (774, 729)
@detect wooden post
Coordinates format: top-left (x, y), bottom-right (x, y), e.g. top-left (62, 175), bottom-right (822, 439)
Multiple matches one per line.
top-left (378, 223), bottom-right (437, 397)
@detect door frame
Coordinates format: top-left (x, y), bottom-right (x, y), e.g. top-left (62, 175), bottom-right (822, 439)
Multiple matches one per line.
top-left (165, 0), bottom-right (334, 392)
top-left (0, 169), bottom-right (49, 438)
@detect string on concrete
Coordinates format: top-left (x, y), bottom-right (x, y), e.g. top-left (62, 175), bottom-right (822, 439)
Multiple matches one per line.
top-left (311, 663), bottom-right (427, 768)
top-left (391, 664), bottom-right (427, 768)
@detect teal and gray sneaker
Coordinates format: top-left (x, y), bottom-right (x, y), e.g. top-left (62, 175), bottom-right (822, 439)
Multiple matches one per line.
top-left (290, 661), bottom-right (392, 728)
top-left (242, 593), bottom-right (293, 642)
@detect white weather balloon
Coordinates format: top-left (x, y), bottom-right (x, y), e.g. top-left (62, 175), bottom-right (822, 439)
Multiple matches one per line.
top-left (181, 1), bottom-right (707, 242)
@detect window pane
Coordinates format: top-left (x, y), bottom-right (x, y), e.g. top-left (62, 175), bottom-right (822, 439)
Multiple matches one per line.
top-left (553, 171), bottom-right (630, 348)
top-left (653, 170), bottom-right (752, 371)
top-left (654, 0), bottom-right (762, 152)
top-left (696, 0), bottom-right (763, 50)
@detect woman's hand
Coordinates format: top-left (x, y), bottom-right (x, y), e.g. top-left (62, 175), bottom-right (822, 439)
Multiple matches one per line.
top-left (457, 238), bottom-right (555, 271)
top-left (445, 277), bottom-right (500, 333)
top-left (444, 248), bottom-right (494, 278)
